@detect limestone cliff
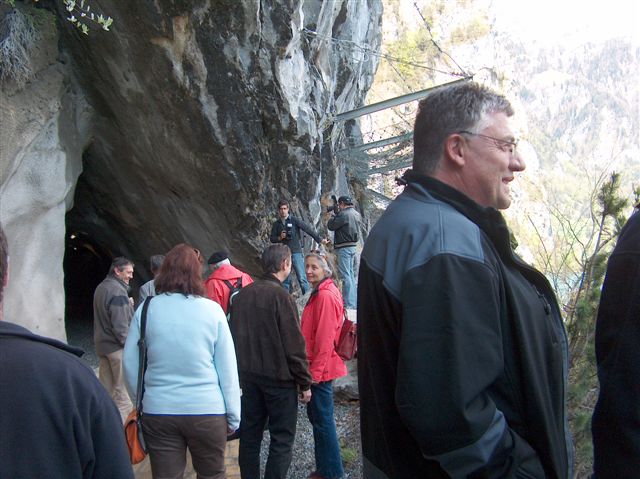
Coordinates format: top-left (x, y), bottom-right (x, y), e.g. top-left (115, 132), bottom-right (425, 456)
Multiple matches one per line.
top-left (0, 1), bottom-right (382, 339)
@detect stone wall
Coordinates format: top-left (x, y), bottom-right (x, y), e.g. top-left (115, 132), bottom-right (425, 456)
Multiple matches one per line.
top-left (0, 1), bottom-right (382, 338)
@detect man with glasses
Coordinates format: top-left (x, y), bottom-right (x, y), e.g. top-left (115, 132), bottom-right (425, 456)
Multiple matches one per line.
top-left (358, 82), bottom-right (572, 478)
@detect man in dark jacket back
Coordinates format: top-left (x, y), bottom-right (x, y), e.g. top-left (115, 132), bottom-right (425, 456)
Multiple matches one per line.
top-left (327, 195), bottom-right (362, 309)
top-left (358, 82), bottom-right (571, 478)
top-left (93, 256), bottom-right (135, 421)
top-left (0, 224), bottom-right (134, 479)
top-left (230, 243), bottom-right (312, 479)
top-left (592, 205), bottom-right (640, 477)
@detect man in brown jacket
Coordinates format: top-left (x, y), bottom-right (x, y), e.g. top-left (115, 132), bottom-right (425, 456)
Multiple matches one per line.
top-left (93, 256), bottom-right (135, 421)
top-left (230, 244), bottom-right (312, 479)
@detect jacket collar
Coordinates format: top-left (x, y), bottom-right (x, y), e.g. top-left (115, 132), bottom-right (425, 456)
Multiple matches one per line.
top-left (402, 170), bottom-right (514, 259)
top-left (107, 272), bottom-right (131, 292)
top-left (261, 273), bottom-right (284, 285)
top-left (306, 277), bottom-right (336, 305)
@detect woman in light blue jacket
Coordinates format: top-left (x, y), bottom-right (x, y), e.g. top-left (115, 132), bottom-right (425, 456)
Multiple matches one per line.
top-left (124, 244), bottom-right (240, 479)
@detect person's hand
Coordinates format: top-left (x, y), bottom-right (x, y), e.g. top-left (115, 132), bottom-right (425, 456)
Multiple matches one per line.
top-left (129, 297), bottom-right (135, 308)
top-left (280, 231), bottom-right (287, 240)
top-left (227, 426), bottom-right (237, 436)
top-left (299, 389), bottom-right (312, 403)
top-left (321, 238), bottom-right (329, 245)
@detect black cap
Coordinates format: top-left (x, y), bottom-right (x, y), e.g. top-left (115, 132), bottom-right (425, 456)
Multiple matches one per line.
top-left (207, 250), bottom-right (228, 264)
top-left (338, 195), bottom-right (353, 205)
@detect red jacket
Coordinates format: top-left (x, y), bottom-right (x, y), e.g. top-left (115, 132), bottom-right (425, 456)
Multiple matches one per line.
top-left (204, 264), bottom-right (254, 314)
top-left (301, 278), bottom-right (347, 383)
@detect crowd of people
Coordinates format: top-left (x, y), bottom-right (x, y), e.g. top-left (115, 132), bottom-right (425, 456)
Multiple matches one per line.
top-left (0, 81), bottom-right (637, 479)
top-left (89, 238), bottom-right (353, 478)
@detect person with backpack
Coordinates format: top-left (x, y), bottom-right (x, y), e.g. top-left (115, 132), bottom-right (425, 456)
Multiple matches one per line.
top-left (204, 250), bottom-right (253, 318)
top-left (300, 251), bottom-right (347, 479)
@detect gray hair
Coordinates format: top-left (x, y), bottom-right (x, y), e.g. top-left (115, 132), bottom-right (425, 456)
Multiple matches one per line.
top-left (149, 254), bottom-right (165, 274)
top-left (212, 258), bottom-right (231, 270)
top-left (110, 256), bottom-right (133, 272)
top-left (413, 82), bottom-right (514, 175)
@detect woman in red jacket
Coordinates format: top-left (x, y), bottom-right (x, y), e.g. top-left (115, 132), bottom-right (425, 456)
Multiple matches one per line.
top-left (301, 252), bottom-right (348, 479)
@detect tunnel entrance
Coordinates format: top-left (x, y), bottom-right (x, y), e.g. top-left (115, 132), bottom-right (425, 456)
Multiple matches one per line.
top-left (63, 221), bottom-right (111, 364)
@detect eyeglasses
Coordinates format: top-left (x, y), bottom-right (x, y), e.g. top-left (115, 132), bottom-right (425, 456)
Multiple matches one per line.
top-left (458, 130), bottom-right (518, 154)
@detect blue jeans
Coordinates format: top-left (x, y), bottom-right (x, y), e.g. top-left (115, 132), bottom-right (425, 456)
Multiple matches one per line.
top-left (307, 381), bottom-right (344, 478)
top-left (336, 246), bottom-right (357, 309)
top-left (283, 251), bottom-right (309, 294)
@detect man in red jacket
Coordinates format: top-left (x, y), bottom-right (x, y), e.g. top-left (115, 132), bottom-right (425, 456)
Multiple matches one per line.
top-left (205, 250), bottom-right (253, 317)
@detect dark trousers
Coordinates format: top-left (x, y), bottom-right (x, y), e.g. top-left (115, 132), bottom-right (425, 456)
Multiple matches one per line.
top-left (238, 381), bottom-right (298, 479)
top-left (142, 414), bottom-right (227, 479)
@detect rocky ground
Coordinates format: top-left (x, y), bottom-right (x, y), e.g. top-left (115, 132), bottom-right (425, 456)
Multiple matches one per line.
top-left (66, 319), bottom-right (363, 478)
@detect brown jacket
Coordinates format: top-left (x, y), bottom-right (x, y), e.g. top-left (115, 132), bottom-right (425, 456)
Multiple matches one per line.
top-left (230, 275), bottom-right (311, 391)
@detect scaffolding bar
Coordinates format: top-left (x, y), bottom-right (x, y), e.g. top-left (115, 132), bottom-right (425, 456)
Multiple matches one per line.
top-left (366, 188), bottom-right (394, 203)
top-left (335, 77), bottom-right (472, 122)
top-left (339, 132), bottom-right (413, 154)
top-left (368, 156), bottom-right (412, 175)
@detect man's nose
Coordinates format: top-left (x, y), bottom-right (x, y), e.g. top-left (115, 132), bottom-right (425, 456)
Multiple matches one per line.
top-left (511, 151), bottom-right (525, 171)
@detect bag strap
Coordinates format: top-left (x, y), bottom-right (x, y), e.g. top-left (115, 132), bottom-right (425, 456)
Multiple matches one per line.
top-left (135, 296), bottom-right (152, 414)
top-left (223, 277), bottom-right (243, 290)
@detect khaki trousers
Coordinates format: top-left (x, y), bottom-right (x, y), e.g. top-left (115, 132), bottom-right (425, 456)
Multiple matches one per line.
top-left (98, 348), bottom-right (132, 422)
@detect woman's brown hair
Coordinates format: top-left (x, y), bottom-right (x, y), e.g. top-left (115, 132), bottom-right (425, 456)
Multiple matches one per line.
top-left (154, 244), bottom-right (205, 296)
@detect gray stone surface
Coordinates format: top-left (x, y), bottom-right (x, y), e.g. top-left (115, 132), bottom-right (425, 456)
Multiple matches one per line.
top-left (0, 5), bottom-right (91, 340)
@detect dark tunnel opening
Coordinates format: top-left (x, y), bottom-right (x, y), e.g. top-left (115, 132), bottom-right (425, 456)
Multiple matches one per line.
top-left (63, 226), bottom-right (111, 362)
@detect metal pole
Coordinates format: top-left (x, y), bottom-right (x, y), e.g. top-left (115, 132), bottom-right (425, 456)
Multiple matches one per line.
top-left (334, 77), bottom-right (472, 122)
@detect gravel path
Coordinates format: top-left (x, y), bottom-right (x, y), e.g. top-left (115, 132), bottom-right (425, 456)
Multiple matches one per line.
top-left (264, 400), bottom-right (362, 478)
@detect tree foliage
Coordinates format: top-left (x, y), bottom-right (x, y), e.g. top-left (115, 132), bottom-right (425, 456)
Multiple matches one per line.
top-left (562, 173), bottom-right (630, 475)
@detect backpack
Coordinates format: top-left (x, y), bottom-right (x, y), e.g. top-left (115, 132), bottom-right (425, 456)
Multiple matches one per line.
top-left (335, 309), bottom-right (357, 361)
top-left (223, 277), bottom-right (243, 321)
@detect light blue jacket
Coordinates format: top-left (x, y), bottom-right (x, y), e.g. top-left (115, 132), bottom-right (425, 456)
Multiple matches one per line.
top-left (123, 293), bottom-right (241, 430)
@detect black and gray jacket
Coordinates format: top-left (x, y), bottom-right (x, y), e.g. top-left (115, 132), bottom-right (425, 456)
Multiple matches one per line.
top-left (357, 171), bottom-right (572, 479)
top-left (327, 206), bottom-right (361, 248)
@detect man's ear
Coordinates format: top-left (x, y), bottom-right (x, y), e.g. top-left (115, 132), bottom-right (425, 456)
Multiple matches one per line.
top-left (443, 133), bottom-right (466, 167)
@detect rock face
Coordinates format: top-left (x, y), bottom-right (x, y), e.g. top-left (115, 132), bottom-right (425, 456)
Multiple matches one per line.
top-left (0, 1), bottom-right (382, 339)
top-left (0, 6), bottom-right (92, 339)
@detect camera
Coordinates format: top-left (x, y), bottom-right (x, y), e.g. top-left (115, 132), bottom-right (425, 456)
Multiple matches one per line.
top-left (326, 195), bottom-right (339, 214)
top-left (285, 222), bottom-right (293, 240)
